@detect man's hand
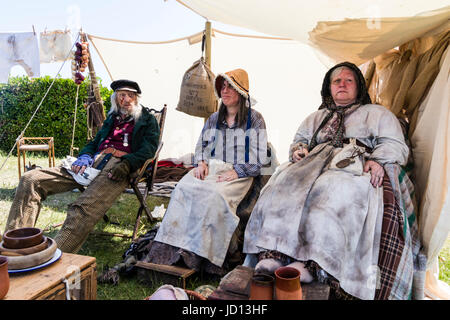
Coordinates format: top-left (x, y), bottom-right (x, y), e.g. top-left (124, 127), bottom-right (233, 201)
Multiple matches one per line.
top-left (363, 160), bottom-right (384, 188)
top-left (194, 161), bottom-right (209, 180)
top-left (108, 160), bottom-right (130, 182)
top-left (217, 169), bottom-right (238, 182)
top-left (292, 147), bottom-right (309, 163)
top-left (72, 154), bottom-right (93, 175)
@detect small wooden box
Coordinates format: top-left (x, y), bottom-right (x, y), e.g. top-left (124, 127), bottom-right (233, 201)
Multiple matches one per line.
top-left (5, 253), bottom-right (97, 300)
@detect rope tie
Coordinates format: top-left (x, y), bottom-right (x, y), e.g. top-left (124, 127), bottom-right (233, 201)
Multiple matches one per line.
top-left (70, 84), bottom-right (81, 157)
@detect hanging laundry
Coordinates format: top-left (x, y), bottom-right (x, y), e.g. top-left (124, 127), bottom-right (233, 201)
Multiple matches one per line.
top-left (39, 30), bottom-right (73, 63)
top-left (0, 32), bottom-right (40, 83)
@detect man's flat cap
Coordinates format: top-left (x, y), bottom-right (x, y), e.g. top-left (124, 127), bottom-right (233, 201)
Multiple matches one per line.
top-left (111, 79), bottom-right (141, 94)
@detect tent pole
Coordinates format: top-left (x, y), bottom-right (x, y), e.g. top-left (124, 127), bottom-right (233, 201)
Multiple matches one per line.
top-left (205, 21), bottom-right (212, 68)
top-left (204, 21), bottom-right (213, 123)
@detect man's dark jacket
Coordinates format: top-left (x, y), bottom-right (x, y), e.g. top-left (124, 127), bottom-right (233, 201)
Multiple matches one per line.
top-left (80, 106), bottom-right (160, 173)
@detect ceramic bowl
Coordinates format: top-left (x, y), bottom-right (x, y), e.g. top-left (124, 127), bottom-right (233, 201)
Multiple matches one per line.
top-left (2, 228), bottom-right (44, 249)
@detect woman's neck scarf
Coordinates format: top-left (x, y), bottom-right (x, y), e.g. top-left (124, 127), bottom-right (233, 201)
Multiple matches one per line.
top-left (308, 62), bottom-right (372, 152)
top-left (308, 99), bottom-right (357, 151)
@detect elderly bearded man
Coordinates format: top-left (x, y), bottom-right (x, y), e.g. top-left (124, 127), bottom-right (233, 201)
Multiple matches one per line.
top-left (4, 79), bottom-right (160, 253)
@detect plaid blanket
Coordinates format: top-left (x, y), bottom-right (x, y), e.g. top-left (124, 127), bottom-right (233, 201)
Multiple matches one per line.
top-left (375, 174), bottom-right (405, 299)
top-left (384, 164), bottom-right (427, 300)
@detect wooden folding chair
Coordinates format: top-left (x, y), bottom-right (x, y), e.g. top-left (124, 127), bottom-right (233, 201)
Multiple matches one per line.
top-left (129, 105), bottom-right (167, 240)
top-left (92, 105), bottom-right (167, 239)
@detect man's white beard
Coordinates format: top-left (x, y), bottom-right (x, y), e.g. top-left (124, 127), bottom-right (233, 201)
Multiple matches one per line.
top-left (108, 92), bottom-right (142, 121)
top-left (120, 102), bottom-right (142, 121)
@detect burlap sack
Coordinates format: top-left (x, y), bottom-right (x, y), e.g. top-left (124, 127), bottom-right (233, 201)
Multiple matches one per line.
top-left (176, 57), bottom-right (217, 118)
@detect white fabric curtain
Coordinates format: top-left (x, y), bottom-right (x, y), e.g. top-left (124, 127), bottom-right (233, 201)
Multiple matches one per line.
top-left (411, 47), bottom-right (450, 299)
top-left (88, 30), bottom-right (327, 162)
top-left (88, 33), bottom-right (206, 160)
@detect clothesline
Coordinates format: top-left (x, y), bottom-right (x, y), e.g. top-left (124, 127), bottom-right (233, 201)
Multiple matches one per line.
top-left (0, 33), bottom-right (80, 173)
top-left (87, 27), bottom-right (292, 45)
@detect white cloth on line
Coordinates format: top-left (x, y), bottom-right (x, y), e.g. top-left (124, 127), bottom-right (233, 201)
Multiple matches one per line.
top-left (40, 30), bottom-right (73, 63)
top-left (0, 32), bottom-right (40, 83)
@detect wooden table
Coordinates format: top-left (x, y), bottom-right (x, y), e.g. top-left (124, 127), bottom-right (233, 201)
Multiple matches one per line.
top-left (4, 253), bottom-right (97, 300)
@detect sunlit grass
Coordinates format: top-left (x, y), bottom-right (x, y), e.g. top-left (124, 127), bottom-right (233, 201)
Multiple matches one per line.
top-left (0, 153), bottom-right (179, 300)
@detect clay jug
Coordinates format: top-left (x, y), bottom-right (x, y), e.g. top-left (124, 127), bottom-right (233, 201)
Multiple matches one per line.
top-left (249, 273), bottom-right (274, 300)
top-left (274, 266), bottom-right (302, 300)
top-left (0, 256), bottom-right (10, 299)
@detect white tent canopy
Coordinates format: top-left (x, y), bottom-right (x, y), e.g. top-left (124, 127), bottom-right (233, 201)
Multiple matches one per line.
top-left (177, 0), bottom-right (450, 65)
top-left (89, 30), bottom-right (327, 163)
top-left (175, 0), bottom-right (450, 300)
top-left (88, 1), bottom-right (450, 299)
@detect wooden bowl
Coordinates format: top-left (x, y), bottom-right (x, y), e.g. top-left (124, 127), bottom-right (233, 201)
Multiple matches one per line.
top-left (2, 228), bottom-right (43, 249)
top-left (0, 236), bottom-right (48, 256)
top-left (3, 237), bottom-right (57, 270)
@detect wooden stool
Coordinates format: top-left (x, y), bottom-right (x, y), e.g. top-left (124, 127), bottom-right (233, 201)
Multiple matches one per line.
top-left (135, 261), bottom-right (196, 289)
top-left (17, 137), bottom-right (55, 178)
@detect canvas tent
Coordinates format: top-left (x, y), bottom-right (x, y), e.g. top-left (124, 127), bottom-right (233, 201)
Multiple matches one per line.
top-left (88, 30), bottom-right (327, 163)
top-left (87, 0), bottom-right (450, 299)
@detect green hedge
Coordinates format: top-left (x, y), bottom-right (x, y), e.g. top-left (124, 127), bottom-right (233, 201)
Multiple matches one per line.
top-left (0, 76), bottom-right (112, 158)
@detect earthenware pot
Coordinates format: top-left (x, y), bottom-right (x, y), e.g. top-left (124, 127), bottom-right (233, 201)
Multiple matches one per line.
top-left (274, 266), bottom-right (302, 300)
top-left (3, 227), bottom-right (43, 249)
top-left (249, 273), bottom-right (274, 300)
top-left (0, 256), bottom-right (9, 299)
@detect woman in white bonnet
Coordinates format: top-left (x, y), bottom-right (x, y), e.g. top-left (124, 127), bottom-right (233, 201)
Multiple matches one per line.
top-left (244, 62), bottom-right (420, 300)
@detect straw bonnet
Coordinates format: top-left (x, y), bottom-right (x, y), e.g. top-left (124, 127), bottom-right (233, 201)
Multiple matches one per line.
top-left (214, 68), bottom-right (250, 100)
top-left (214, 68), bottom-right (258, 106)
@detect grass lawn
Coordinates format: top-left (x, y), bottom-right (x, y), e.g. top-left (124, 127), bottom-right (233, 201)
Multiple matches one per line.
top-left (0, 153), bottom-right (219, 300)
top-left (1, 152), bottom-right (449, 299)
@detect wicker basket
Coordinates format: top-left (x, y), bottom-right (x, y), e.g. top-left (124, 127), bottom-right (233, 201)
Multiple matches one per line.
top-left (185, 289), bottom-right (207, 300)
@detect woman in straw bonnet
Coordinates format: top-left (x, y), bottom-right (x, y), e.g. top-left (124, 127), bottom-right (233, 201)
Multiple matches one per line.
top-left (146, 68), bottom-right (269, 275)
